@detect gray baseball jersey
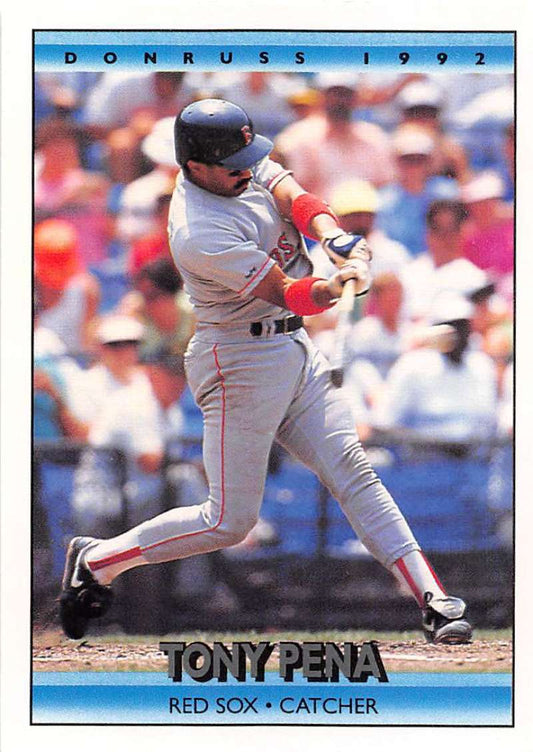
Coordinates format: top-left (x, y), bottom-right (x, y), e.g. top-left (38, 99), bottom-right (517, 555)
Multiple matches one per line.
top-left (128, 165), bottom-right (420, 570)
top-left (168, 171), bottom-right (312, 325)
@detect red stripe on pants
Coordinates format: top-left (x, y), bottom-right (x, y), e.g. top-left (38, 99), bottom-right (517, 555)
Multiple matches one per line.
top-left (395, 557), bottom-right (425, 608)
top-left (89, 546), bottom-right (142, 572)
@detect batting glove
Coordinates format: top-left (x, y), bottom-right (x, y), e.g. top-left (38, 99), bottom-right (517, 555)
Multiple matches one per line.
top-left (327, 258), bottom-right (372, 299)
top-left (320, 228), bottom-right (372, 267)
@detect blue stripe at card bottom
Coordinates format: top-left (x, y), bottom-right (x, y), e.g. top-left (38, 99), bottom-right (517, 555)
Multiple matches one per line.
top-left (32, 672), bottom-right (512, 725)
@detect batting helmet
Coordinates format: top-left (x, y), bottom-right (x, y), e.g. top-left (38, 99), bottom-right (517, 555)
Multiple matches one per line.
top-left (174, 99), bottom-right (273, 170)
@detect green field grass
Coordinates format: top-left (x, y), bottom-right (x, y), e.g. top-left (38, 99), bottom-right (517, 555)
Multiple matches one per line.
top-left (82, 627), bottom-right (513, 644)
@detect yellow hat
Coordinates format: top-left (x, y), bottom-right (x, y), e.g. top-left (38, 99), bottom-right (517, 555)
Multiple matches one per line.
top-left (287, 88), bottom-right (321, 107)
top-left (329, 180), bottom-right (379, 216)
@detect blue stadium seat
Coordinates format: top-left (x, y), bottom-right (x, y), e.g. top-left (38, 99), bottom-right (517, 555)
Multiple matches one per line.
top-left (261, 459), bottom-right (320, 554)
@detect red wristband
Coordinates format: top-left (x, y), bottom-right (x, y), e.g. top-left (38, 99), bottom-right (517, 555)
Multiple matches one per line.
top-left (284, 277), bottom-right (332, 316)
top-left (291, 193), bottom-right (338, 240)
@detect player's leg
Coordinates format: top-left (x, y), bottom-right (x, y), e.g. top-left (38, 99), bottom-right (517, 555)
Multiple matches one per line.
top-left (60, 336), bottom-right (306, 637)
top-left (276, 332), bottom-right (472, 644)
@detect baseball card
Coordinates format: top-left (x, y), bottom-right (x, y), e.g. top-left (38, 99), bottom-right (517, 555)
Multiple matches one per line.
top-left (1, 2), bottom-right (531, 750)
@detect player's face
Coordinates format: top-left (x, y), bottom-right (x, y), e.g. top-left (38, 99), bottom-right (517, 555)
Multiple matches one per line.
top-left (187, 161), bottom-right (253, 197)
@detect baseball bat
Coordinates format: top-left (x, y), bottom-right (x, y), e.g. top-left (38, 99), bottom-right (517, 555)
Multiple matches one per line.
top-left (330, 279), bottom-right (358, 388)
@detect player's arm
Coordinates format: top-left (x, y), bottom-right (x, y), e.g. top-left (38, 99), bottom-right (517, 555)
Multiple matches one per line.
top-left (253, 257), bottom-right (368, 315)
top-left (253, 159), bottom-right (372, 269)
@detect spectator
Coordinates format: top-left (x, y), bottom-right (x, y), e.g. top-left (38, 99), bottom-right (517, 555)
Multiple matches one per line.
top-left (345, 272), bottom-right (412, 379)
top-left (376, 127), bottom-right (458, 257)
top-left (351, 72), bottom-right (425, 129)
top-left (35, 117), bottom-right (111, 266)
top-left (120, 257), bottom-right (196, 362)
top-left (273, 72), bottom-right (395, 198)
top-left (374, 293), bottom-right (498, 441)
top-left (449, 79), bottom-right (513, 174)
top-left (71, 315), bottom-right (159, 532)
top-left (116, 116), bottom-right (179, 249)
top-left (340, 273), bottom-right (415, 443)
top-left (482, 324), bottom-right (513, 398)
top-left (438, 72), bottom-right (511, 128)
top-left (33, 300), bottom-right (88, 441)
top-left (461, 171), bottom-right (514, 280)
top-left (34, 219), bottom-right (101, 353)
top-left (143, 349), bottom-right (188, 456)
top-left (83, 72), bottom-right (190, 184)
top-left (35, 72), bottom-right (103, 124)
top-left (285, 84), bottom-right (321, 122)
top-left (400, 199), bottom-right (490, 321)
top-left (208, 72), bottom-right (298, 140)
top-left (83, 72), bottom-right (190, 135)
top-left (469, 280), bottom-right (511, 351)
top-left (396, 80), bottom-right (470, 183)
top-left (72, 342), bottom-right (188, 534)
top-left (71, 315), bottom-right (148, 424)
top-left (128, 184), bottom-right (174, 278)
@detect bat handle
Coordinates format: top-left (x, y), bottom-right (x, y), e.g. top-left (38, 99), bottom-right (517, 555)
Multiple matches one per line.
top-left (329, 279), bottom-right (357, 388)
top-left (337, 278), bottom-right (357, 312)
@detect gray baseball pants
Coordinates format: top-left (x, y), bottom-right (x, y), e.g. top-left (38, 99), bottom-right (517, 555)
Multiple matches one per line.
top-left (136, 326), bottom-right (419, 568)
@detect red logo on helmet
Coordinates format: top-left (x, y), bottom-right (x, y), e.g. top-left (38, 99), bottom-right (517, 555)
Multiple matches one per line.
top-left (241, 125), bottom-right (253, 146)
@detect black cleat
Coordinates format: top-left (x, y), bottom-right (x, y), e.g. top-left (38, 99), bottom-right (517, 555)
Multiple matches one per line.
top-left (59, 536), bottom-right (112, 639)
top-left (422, 592), bottom-right (473, 645)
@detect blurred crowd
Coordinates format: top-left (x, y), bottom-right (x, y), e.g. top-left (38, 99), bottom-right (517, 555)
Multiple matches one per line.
top-left (33, 70), bottom-right (514, 518)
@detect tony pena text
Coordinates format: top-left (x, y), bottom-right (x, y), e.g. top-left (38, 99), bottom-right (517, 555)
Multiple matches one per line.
top-left (159, 640), bottom-right (388, 683)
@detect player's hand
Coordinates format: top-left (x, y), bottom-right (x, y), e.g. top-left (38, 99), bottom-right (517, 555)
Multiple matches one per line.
top-left (320, 229), bottom-right (372, 267)
top-left (327, 258), bottom-right (372, 299)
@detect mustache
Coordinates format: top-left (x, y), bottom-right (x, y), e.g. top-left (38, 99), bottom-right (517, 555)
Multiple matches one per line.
top-left (235, 176), bottom-right (251, 189)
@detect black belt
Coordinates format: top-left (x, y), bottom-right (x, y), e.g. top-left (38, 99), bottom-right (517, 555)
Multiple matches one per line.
top-left (250, 315), bottom-right (303, 337)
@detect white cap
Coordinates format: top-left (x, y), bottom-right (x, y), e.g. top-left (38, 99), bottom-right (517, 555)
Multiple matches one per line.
top-left (393, 127), bottom-right (435, 156)
top-left (433, 258), bottom-right (493, 301)
top-left (457, 263), bottom-right (491, 297)
top-left (141, 117), bottom-right (177, 168)
top-left (461, 171), bottom-right (504, 203)
top-left (314, 72), bottom-right (359, 91)
top-left (397, 81), bottom-right (444, 110)
top-left (429, 291), bottom-right (474, 325)
top-left (97, 315), bottom-right (145, 345)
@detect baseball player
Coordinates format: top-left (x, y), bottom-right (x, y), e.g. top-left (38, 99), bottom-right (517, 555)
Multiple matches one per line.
top-left (60, 99), bottom-right (472, 645)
